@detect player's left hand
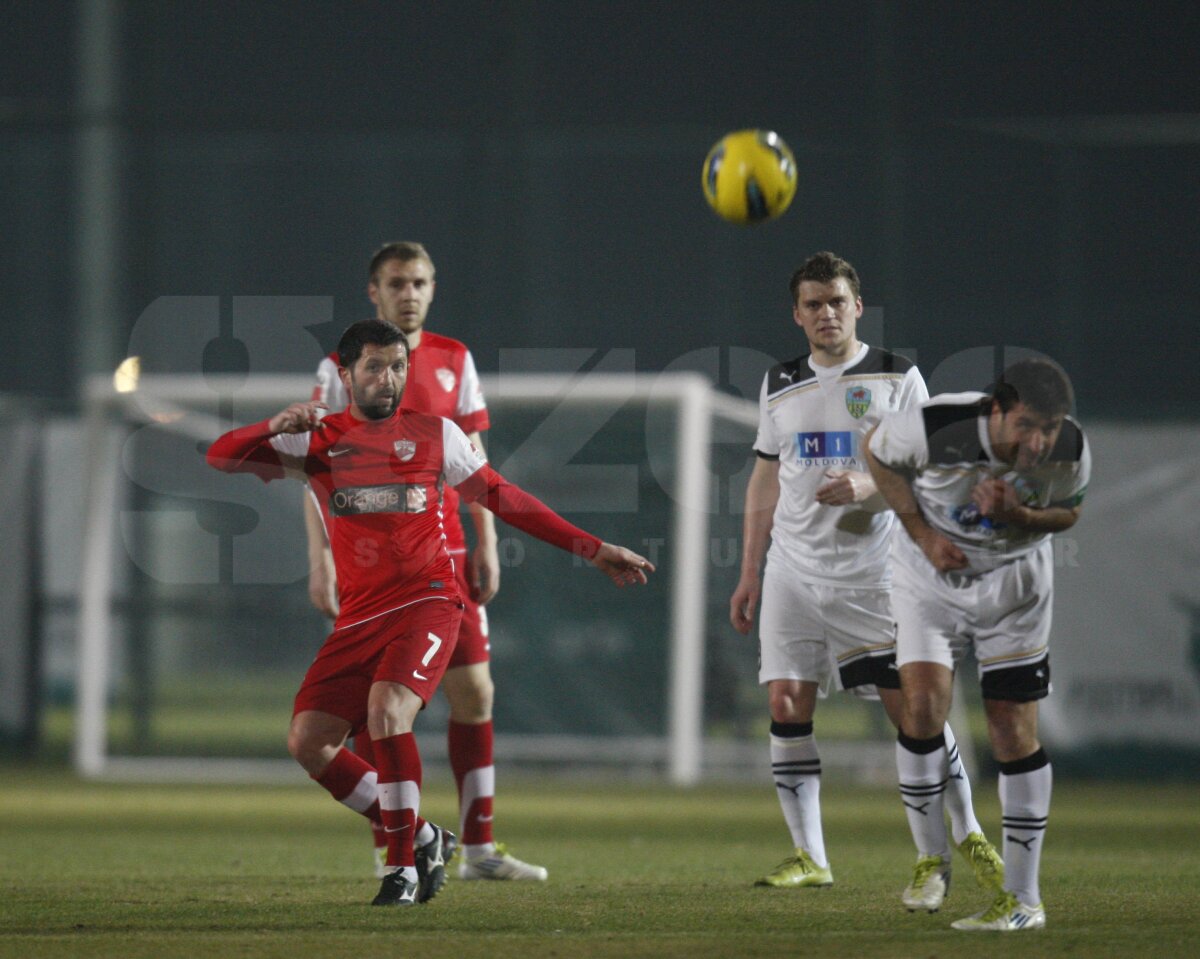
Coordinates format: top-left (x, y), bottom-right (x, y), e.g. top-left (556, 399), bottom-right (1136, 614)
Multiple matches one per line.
top-left (815, 469), bottom-right (876, 506)
top-left (591, 543), bottom-right (656, 587)
top-left (469, 541), bottom-right (501, 605)
top-left (971, 477), bottom-right (1025, 523)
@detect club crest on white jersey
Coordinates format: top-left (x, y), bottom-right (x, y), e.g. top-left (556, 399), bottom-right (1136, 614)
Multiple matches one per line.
top-left (845, 385), bottom-right (872, 419)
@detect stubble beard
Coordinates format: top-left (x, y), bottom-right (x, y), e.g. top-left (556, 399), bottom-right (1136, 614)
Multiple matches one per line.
top-left (355, 386), bottom-right (400, 420)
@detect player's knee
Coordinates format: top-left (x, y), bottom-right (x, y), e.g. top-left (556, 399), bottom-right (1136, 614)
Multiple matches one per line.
top-left (989, 725), bottom-right (1038, 762)
top-left (471, 674), bottom-right (495, 716)
top-left (365, 700), bottom-right (393, 735)
top-left (767, 688), bottom-right (809, 724)
top-left (984, 700), bottom-right (1039, 760)
top-left (902, 689), bottom-right (947, 737)
top-left (450, 674), bottom-right (494, 722)
top-left (287, 724), bottom-right (324, 774)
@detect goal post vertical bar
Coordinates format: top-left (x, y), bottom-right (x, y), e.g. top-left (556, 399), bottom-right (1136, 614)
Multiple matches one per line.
top-left (75, 382), bottom-right (119, 777)
top-left (667, 380), bottom-right (713, 786)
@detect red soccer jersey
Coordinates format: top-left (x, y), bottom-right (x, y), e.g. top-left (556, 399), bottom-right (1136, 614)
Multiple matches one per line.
top-left (276, 407), bottom-right (487, 629)
top-left (312, 331), bottom-right (489, 553)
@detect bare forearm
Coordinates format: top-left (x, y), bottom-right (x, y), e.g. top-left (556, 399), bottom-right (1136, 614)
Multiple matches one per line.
top-left (865, 443), bottom-right (934, 543)
top-left (302, 490), bottom-right (330, 558)
top-left (741, 505), bottom-right (774, 577)
top-left (1007, 504), bottom-right (1081, 533)
top-left (466, 500), bottom-right (498, 548)
top-left (740, 459), bottom-right (779, 577)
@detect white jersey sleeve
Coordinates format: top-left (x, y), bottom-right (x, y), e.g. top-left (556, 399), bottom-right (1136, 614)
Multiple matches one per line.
top-left (1048, 420), bottom-right (1091, 508)
top-left (867, 405), bottom-right (929, 470)
top-left (441, 418), bottom-right (489, 487)
top-left (456, 349), bottom-right (488, 421)
top-left (869, 390), bottom-right (983, 470)
top-left (314, 355), bottom-right (348, 412)
top-left (852, 364), bottom-right (927, 454)
top-left (269, 431), bottom-right (312, 458)
top-left (896, 364), bottom-right (930, 410)
top-left (752, 373), bottom-right (783, 457)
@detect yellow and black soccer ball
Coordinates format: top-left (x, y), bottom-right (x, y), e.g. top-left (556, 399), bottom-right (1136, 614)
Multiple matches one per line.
top-left (701, 129), bottom-right (797, 224)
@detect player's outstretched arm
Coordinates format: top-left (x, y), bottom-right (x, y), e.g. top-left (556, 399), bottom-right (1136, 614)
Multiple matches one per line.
top-left (455, 463), bottom-right (655, 585)
top-left (591, 543), bottom-right (655, 587)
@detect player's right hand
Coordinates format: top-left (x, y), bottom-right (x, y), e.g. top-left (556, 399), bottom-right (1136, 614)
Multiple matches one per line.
top-left (269, 401), bottom-right (326, 434)
top-left (814, 469), bottom-right (876, 506)
top-left (919, 531), bottom-right (969, 572)
top-left (729, 576), bottom-right (761, 635)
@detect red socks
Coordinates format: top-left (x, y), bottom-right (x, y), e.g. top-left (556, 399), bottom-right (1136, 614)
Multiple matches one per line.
top-left (352, 730), bottom-right (387, 852)
top-left (449, 720), bottom-right (495, 845)
top-left (314, 746), bottom-right (382, 826)
top-left (373, 732), bottom-right (423, 868)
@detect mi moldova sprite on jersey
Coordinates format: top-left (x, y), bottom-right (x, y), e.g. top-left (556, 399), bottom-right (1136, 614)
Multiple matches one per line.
top-left (754, 343), bottom-right (928, 587)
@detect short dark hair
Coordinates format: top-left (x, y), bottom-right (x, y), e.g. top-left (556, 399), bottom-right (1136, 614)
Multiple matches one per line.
top-left (368, 241), bottom-right (435, 282)
top-left (789, 251), bottom-right (861, 304)
top-left (336, 319), bottom-right (409, 369)
top-left (991, 357), bottom-right (1075, 417)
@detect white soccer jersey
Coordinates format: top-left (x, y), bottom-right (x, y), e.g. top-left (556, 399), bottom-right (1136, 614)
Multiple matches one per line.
top-left (868, 391), bottom-right (1091, 573)
top-left (754, 343), bottom-right (928, 588)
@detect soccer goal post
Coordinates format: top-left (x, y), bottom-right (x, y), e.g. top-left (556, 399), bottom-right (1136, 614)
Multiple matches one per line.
top-left (75, 370), bottom-right (762, 785)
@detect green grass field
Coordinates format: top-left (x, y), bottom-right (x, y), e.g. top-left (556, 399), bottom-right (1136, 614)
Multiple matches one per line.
top-left (1, 771), bottom-right (1196, 959)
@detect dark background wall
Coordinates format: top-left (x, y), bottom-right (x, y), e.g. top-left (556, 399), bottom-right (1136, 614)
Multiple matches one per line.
top-left (3, 0), bottom-right (1198, 416)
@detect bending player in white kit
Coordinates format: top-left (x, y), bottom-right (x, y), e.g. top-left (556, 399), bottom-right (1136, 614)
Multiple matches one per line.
top-left (866, 356), bottom-right (1089, 931)
top-left (731, 252), bottom-right (1002, 904)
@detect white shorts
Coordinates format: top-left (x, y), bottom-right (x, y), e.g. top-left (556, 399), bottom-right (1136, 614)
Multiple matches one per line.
top-left (757, 562), bottom-right (899, 698)
top-left (891, 535), bottom-right (1053, 701)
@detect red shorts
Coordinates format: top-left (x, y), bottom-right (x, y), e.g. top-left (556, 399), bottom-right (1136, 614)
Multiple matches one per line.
top-left (293, 598), bottom-right (464, 730)
top-left (448, 553), bottom-right (490, 669)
